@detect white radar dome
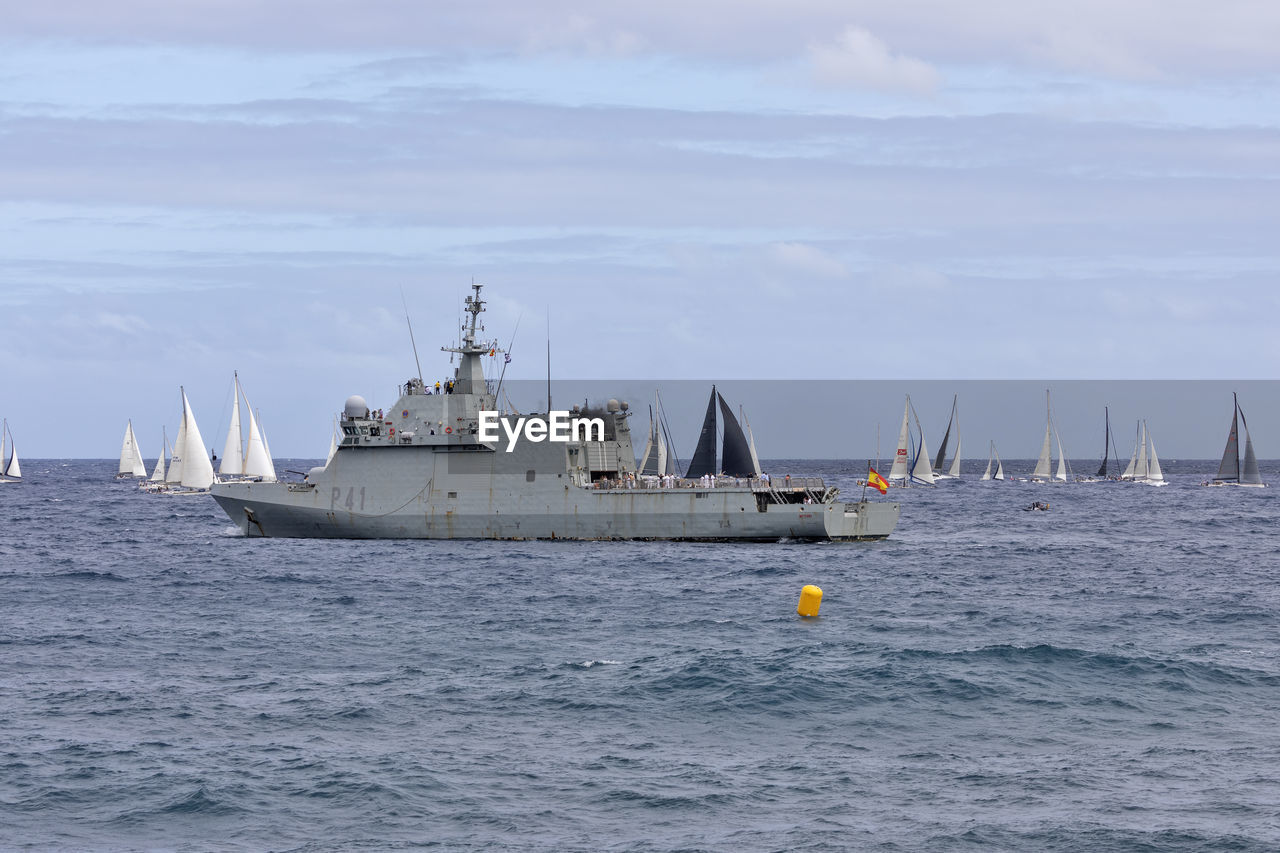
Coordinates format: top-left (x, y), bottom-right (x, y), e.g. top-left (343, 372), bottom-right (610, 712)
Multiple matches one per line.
top-left (344, 395), bottom-right (368, 418)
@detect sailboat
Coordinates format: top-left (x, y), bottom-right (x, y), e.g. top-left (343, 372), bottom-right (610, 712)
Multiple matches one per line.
top-left (1078, 406), bottom-right (1121, 482)
top-left (637, 395), bottom-right (672, 477)
top-left (683, 386), bottom-right (761, 479)
top-left (141, 429), bottom-right (169, 491)
top-left (154, 388), bottom-right (214, 494)
top-left (932, 394), bottom-right (962, 480)
top-left (981, 441), bottom-right (1005, 481)
top-left (886, 396), bottom-right (935, 487)
top-left (1029, 390), bottom-right (1071, 482)
top-left (117, 420), bottom-right (148, 478)
top-left (0, 420), bottom-right (21, 483)
top-left (217, 372), bottom-right (278, 483)
top-left (887, 398), bottom-right (911, 486)
top-left (1120, 420), bottom-right (1167, 486)
top-left (1209, 393), bottom-right (1264, 487)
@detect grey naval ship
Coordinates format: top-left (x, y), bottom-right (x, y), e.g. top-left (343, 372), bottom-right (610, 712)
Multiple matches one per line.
top-left (211, 285), bottom-right (899, 541)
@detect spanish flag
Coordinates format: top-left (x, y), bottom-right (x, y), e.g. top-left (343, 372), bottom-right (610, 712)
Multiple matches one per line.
top-left (867, 466), bottom-right (888, 494)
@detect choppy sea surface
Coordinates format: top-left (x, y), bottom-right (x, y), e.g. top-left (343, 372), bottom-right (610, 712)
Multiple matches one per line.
top-left (4, 458), bottom-right (1280, 851)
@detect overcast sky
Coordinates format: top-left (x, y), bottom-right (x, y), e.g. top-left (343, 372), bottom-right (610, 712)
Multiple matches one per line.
top-left (3, 2), bottom-right (1279, 458)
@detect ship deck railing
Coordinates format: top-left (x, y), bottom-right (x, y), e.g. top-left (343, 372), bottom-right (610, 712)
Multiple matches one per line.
top-left (593, 476), bottom-right (825, 489)
top-left (586, 471), bottom-right (834, 504)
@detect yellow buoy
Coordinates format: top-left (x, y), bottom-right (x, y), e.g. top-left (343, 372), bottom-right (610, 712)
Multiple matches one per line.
top-left (797, 584), bottom-right (823, 617)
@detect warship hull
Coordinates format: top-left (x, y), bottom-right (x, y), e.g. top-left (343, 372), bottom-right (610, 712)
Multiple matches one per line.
top-left (211, 448), bottom-right (899, 541)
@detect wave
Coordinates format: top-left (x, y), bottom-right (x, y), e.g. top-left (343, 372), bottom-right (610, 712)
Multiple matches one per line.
top-left (48, 570), bottom-right (128, 582)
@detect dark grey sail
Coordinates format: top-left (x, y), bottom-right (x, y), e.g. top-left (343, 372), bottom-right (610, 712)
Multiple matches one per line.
top-left (933, 395), bottom-right (956, 473)
top-left (1213, 395), bottom-right (1241, 483)
top-left (1240, 401), bottom-right (1262, 485)
top-left (1097, 406), bottom-right (1111, 478)
top-left (684, 387), bottom-right (718, 478)
top-left (717, 392), bottom-right (755, 477)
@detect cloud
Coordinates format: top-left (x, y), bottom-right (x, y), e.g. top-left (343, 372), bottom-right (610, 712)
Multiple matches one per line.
top-left (519, 14), bottom-right (647, 56)
top-left (808, 27), bottom-right (940, 94)
top-left (8, 1), bottom-right (1280, 82)
top-left (765, 242), bottom-right (849, 279)
top-left (90, 311), bottom-right (151, 334)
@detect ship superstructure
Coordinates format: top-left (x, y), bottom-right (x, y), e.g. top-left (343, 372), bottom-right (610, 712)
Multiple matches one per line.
top-left (211, 285), bottom-right (899, 540)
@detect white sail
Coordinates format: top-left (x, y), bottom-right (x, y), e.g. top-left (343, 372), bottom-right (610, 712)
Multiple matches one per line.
top-left (3, 421), bottom-right (20, 480)
top-left (1146, 427), bottom-right (1165, 483)
top-left (1032, 421), bottom-right (1053, 480)
top-left (637, 420), bottom-right (655, 473)
top-left (637, 399), bottom-right (658, 474)
top-left (1242, 426), bottom-right (1262, 485)
top-left (149, 429), bottom-right (167, 482)
top-left (911, 405), bottom-right (936, 486)
top-left (242, 405), bottom-right (277, 482)
top-left (258, 409), bottom-right (274, 471)
top-left (947, 432), bottom-right (961, 478)
top-left (118, 424), bottom-right (132, 476)
top-left (888, 398), bottom-right (911, 483)
top-left (1121, 421), bottom-right (1139, 480)
top-left (1240, 400), bottom-right (1263, 486)
top-left (166, 410), bottom-right (188, 484)
top-left (981, 443), bottom-right (994, 480)
top-left (1029, 391), bottom-right (1053, 480)
top-left (1141, 422), bottom-right (1152, 481)
top-left (219, 378), bottom-right (244, 476)
top-left (119, 421), bottom-right (147, 477)
top-left (179, 388), bottom-right (215, 490)
top-left (131, 426), bottom-right (148, 475)
top-left (1054, 428), bottom-right (1068, 481)
top-left (994, 447), bottom-right (1005, 480)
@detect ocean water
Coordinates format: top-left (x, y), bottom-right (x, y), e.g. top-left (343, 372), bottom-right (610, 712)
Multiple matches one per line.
top-left (3, 459), bottom-right (1280, 851)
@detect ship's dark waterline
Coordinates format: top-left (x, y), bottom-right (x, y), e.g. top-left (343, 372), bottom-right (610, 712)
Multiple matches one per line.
top-left (4, 459), bottom-right (1280, 851)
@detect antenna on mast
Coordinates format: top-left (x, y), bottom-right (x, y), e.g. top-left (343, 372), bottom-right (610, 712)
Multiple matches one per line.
top-left (400, 287), bottom-right (424, 383)
top-left (493, 313), bottom-right (521, 408)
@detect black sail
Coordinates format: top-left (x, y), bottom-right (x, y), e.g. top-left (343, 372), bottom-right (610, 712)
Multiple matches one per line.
top-left (934, 395), bottom-right (955, 472)
top-left (684, 387), bottom-right (718, 478)
top-left (717, 392), bottom-right (755, 477)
